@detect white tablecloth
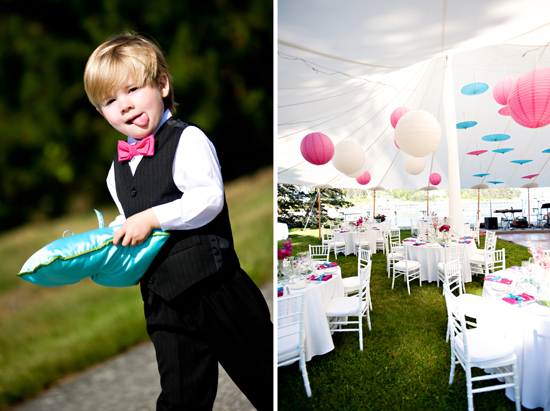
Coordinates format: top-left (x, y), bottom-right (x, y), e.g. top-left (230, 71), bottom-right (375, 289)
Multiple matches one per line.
top-left (480, 270), bottom-right (550, 410)
top-left (403, 240), bottom-right (478, 283)
top-left (280, 265), bottom-right (344, 361)
top-left (334, 228), bottom-right (384, 256)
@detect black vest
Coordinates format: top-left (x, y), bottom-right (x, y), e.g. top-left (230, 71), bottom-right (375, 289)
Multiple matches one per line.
top-left (114, 117), bottom-right (239, 301)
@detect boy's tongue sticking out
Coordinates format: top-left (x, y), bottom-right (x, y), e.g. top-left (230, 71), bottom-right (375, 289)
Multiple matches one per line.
top-left (129, 113), bottom-right (149, 127)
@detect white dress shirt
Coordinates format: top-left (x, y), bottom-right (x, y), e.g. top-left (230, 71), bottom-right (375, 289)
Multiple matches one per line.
top-left (106, 110), bottom-right (224, 230)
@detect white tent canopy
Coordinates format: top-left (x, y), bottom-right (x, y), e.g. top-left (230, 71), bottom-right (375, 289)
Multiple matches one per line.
top-left (278, 0), bottom-right (550, 193)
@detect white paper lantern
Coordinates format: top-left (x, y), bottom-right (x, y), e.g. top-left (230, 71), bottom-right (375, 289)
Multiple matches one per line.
top-left (332, 141), bottom-right (365, 176)
top-left (344, 156), bottom-right (368, 178)
top-left (403, 155), bottom-right (425, 175)
top-left (394, 110), bottom-right (441, 157)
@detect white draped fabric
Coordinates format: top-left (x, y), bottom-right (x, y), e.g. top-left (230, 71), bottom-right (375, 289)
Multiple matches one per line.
top-left (278, 1), bottom-right (550, 197)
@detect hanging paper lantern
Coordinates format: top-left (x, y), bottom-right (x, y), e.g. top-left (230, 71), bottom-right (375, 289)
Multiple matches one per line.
top-left (332, 140), bottom-right (365, 175)
top-left (394, 110), bottom-right (441, 157)
top-left (344, 156), bottom-right (368, 178)
top-left (300, 132), bottom-right (335, 165)
top-left (508, 67), bottom-right (550, 128)
top-left (390, 107), bottom-right (410, 129)
top-left (403, 155), bottom-right (425, 175)
top-left (429, 173), bottom-right (441, 186)
top-left (498, 106), bottom-right (510, 116)
top-left (493, 76), bottom-right (517, 105)
top-left (356, 170), bottom-right (371, 185)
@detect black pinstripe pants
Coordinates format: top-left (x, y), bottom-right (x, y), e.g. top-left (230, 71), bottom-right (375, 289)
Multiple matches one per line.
top-left (141, 267), bottom-right (273, 411)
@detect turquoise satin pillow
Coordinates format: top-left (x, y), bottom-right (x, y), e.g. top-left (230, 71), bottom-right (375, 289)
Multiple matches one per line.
top-left (18, 226), bottom-right (170, 287)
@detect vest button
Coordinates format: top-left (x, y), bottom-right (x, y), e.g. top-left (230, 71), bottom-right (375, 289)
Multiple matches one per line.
top-left (149, 276), bottom-right (154, 284)
top-left (131, 189), bottom-right (137, 197)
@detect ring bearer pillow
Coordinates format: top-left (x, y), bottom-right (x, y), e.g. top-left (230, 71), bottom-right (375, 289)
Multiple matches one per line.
top-left (18, 225), bottom-right (170, 287)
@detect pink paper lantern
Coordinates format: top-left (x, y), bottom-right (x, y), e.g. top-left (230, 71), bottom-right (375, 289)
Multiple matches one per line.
top-left (498, 106), bottom-right (510, 116)
top-left (493, 76), bottom-right (517, 105)
top-left (429, 173), bottom-right (441, 186)
top-left (508, 67), bottom-right (550, 128)
top-left (300, 132), bottom-right (335, 165)
top-left (356, 171), bottom-right (371, 185)
top-left (390, 107), bottom-right (410, 129)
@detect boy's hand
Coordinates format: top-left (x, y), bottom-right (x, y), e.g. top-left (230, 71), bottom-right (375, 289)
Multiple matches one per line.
top-left (113, 209), bottom-right (161, 246)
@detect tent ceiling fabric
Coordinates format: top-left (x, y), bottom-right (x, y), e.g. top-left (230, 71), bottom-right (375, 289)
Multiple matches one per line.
top-left (278, 0), bottom-right (550, 190)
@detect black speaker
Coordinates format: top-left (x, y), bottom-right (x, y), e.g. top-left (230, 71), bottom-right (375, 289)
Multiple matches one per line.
top-left (516, 218), bottom-right (528, 228)
top-left (484, 217), bottom-right (498, 230)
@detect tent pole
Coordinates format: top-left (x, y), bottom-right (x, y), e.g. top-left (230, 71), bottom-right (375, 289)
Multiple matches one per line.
top-left (318, 188), bottom-right (321, 239)
top-left (528, 188), bottom-right (531, 228)
top-left (373, 191), bottom-right (376, 217)
top-left (427, 191), bottom-right (430, 215)
top-left (443, 55), bottom-right (465, 236)
top-left (477, 189), bottom-right (480, 222)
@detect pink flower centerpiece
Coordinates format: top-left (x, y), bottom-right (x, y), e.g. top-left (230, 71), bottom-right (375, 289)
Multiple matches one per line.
top-left (278, 238), bottom-right (292, 260)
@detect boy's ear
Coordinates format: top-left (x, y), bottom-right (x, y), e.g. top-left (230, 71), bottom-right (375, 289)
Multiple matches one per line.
top-left (159, 73), bottom-right (170, 98)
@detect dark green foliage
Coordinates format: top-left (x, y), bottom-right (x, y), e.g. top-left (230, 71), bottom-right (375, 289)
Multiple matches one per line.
top-left (0, 0), bottom-right (272, 230)
top-left (278, 229), bottom-right (530, 410)
top-left (277, 184), bottom-right (353, 228)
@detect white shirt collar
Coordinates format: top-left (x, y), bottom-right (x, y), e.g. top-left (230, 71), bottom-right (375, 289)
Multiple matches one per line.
top-left (127, 110), bottom-right (172, 144)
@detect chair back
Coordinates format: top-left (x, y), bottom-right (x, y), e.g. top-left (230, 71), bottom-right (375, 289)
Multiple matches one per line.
top-left (390, 228), bottom-right (400, 243)
top-left (358, 247), bottom-right (371, 274)
top-left (308, 244), bottom-right (329, 262)
top-left (493, 249), bottom-right (506, 272)
top-left (443, 259), bottom-right (463, 295)
top-left (277, 293), bottom-right (306, 366)
top-left (485, 231), bottom-right (497, 250)
top-left (390, 241), bottom-right (404, 262)
top-left (444, 243), bottom-right (463, 264)
top-left (358, 260), bottom-right (372, 313)
top-left (443, 286), bottom-right (469, 362)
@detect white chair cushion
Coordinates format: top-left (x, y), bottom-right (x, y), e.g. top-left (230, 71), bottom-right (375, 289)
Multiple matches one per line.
top-left (342, 276), bottom-right (359, 293)
top-left (437, 261), bottom-right (445, 272)
top-left (394, 260), bottom-right (421, 270)
top-left (455, 328), bottom-right (515, 364)
top-left (388, 252), bottom-right (403, 259)
top-left (325, 296), bottom-right (366, 317)
top-left (469, 254), bottom-right (486, 264)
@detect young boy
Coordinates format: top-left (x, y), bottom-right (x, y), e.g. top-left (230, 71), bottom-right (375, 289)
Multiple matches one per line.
top-left (83, 33), bottom-right (273, 411)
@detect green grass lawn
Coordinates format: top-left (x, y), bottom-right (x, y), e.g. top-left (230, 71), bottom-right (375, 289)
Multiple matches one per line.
top-left (278, 228), bottom-right (533, 411)
top-left (0, 167), bottom-right (272, 410)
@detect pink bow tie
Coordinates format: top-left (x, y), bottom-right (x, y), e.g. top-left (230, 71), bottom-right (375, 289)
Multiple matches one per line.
top-left (117, 135), bottom-right (155, 161)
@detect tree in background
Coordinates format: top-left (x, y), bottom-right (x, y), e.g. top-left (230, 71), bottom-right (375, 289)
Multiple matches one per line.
top-left (277, 184), bottom-right (352, 228)
top-left (0, 0), bottom-right (272, 230)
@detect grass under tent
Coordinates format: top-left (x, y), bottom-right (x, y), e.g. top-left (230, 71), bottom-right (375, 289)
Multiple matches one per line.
top-left (277, 227), bottom-right (533, 411)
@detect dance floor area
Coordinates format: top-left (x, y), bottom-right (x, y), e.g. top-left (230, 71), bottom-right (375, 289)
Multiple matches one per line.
top-left (496, 231), bottom-right (550, 250)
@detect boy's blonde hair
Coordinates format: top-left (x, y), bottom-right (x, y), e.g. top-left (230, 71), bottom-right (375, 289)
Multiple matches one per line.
top-left (84, 32), bottom-right (176, 112)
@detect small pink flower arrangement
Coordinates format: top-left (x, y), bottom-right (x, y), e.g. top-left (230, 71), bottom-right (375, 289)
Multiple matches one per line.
top-left (278, 238), bottom-right (293, 260)
top-left (374, 214), bottom-right (386, 222)
top-left (527, 237), bottom-right (550, 271)
top-left (439, 224), bottom-right (450, 233)
top-left (355, 217), bottom-right (363, 226)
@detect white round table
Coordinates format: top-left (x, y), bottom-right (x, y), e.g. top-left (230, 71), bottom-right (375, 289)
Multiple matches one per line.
top-left (334, 227), bottom-right (385, 255)
top-left (279, 265), bottom-right (344, 361)
top-left (403, 239), bottom-right (478, 283)
top-left (480, 269), bottom-right (550, 410)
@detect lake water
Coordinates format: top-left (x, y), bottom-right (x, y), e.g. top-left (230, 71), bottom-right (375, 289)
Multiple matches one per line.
top-left (338, 199), bottom-right (546, 228)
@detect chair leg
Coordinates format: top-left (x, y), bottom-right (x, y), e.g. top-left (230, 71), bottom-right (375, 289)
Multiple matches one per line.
top-left (513, 362), bottom-right (521, 411)
top-left (300, 356), bottom-right (312, 398)
top-left (359, 317), bottom-right (363, 351)
top-left (466, 368), bottom-right (474, 411)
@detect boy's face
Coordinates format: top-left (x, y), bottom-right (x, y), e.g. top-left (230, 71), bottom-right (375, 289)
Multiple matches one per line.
top-left (98, 74), bottom-right (170, 139)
